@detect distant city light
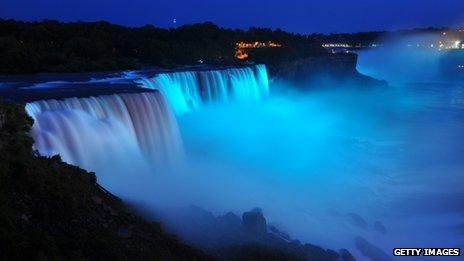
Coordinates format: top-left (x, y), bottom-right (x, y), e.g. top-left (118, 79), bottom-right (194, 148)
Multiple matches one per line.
top-left (235, 41), bottom-right (282, 60)
top-left (236, 41), bottom-right (282, 49)
top-left (321, 43), bottom-right (379, 50)
top-left (322, 43), bottom-right (351, 48)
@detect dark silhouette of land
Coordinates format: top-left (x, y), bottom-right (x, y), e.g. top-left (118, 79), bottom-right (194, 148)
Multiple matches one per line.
top-left (0, 19), bottom-right (325, 74)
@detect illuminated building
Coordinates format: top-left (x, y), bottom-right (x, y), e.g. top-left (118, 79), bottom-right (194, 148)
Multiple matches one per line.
top-left (234, 41), bottom-right (282, 60)
top-left (235, 49), bottom-right (249, 60)
top-left (322, 43), bottom-right (352, 48)
top-left (236, 41), bottom-right (282, 49)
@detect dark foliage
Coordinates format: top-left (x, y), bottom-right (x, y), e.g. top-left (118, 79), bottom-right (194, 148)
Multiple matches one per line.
top-left (311, 27), bottom-right (449, 47)
top-left (0, 19), bottom-right (326, 74)
top-left (0, 101), bottom-right (210, 260)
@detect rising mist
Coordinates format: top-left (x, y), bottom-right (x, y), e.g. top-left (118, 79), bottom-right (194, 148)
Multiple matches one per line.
top-left (26, 39), bottom-right (464, 258)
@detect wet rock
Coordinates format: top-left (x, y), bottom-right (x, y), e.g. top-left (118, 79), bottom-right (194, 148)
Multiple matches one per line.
top-left (154, 205), bottom-right (350, 260)
top-left (339, 248), bottom-right (355, 261)
top-left (92, 195), bottom-right (102, 204)
top-left (88, 172), bottom-right (97, 183)
top-left (326, 249), bottom-right (340, 260)
top-left (374, 221), bottom-right (387, 235)
top-left (355, 236), bottom-right (391, 261)
top-left (345, 213), bottom-right (368, 229)
top-left (0, 103), bottom-right (210, 260)
top-left (268, 225), bottom-right (290, 241)
top-left (303, 244), bottom-right (339, 261)
top-left (269, 53), bottom-right (388, 88)
top-left (188, 205), bottom-right (216, 225)
top-left (218, 212), bottom-right (241, 227)
top-left (242, 208), bottom-right (267, 235)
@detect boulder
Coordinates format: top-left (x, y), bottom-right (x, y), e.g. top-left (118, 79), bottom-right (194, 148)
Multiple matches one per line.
top-left (242, 208), bottom-right (267, 235)
top-left (339, 248), bottom-right (356, 261)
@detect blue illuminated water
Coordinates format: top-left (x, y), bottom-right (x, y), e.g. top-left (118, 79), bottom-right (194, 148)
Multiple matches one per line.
top-left (21, 57), bottom-right (464, 258)
top-left (136, 64), bottom-right (269, 114)
top-left (172, 80), bottom-right (464, 256)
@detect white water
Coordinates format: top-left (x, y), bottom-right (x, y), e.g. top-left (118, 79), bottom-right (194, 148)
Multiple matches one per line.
top-left (24, 61), bottom-right (464, 259)
top-left (25, 91), bottom-right (182, 189)
top-left (136, 64), bottom-right (269, 113)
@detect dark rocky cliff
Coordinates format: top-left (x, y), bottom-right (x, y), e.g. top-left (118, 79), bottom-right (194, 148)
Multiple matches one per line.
top-left (157, 206), bottom-right (355, 261)
top-left (268, 53), bottom-right (387, 88)
top-left (0, 102), bottom-right (210, 260)
top-left (0, 102), bottom-right (357, 261)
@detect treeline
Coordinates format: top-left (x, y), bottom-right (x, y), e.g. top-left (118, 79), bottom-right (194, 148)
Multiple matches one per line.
top-left (0, 19), bottom-right (326, 74)
top-left (311, 27), bottom-right (450, 46)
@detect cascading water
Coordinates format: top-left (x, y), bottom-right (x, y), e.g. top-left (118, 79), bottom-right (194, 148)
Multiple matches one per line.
top-left (254, 64), bottom-right (270, 97)
top-left (137, 71), bottom-right (203, 115)
top-left (24, 65), bottom-right (269, 173)
top-left (136, 64), bottom-right (270, 114)
top-left (25, 91), bottom-right (183, 174)
top-left (13, 48), bottom-right (464, 258)
top-left (21, 64), bottom-right (283, 254)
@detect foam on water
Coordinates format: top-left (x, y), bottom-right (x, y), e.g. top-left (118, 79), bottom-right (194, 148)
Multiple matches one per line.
top-left (26, 91), bottom-right (183, 187)
top-left (22, 60), bottom-right (464, 258)
top-left (136, 64), bottom-right (269, 114)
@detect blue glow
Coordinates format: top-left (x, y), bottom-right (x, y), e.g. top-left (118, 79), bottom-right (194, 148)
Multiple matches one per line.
top-left (357, 34), bottom-right (447, 84)
top-left (137, 65), bottom-right (269, 114)
top-left (26, 56), bottom-right (464, 257)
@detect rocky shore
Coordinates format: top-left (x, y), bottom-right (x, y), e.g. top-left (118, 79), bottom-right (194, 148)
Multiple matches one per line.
top-left (0, 100), bottom-right (357, 260)
top-left (156, 206), bottom-right (355, 261)
top-left (0, 102), bottom-right (210, 260)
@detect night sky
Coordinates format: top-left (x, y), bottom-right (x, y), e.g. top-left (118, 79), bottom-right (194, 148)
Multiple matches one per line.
top-left (1, 0), bottom-right (463, 33)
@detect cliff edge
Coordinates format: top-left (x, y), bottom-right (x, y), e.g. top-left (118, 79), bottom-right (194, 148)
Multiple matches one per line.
top-left (0, 102), bottom-right (210, 260)
top-left (268, 53), bottom-right (387, 88)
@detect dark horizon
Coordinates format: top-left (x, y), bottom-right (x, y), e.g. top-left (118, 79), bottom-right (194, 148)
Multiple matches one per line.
top-left (1, 0), bottom-right (463, 34)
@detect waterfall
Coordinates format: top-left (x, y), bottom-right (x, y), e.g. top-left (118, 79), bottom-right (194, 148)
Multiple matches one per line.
top-left (254, 64), bottom-right (270, 97)
top-left (23, 64), bottom-right (268, 179)
top-left (136, 65), bottom-right (270, 114)
top-left (25, 91), bottom-right (183, 174)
